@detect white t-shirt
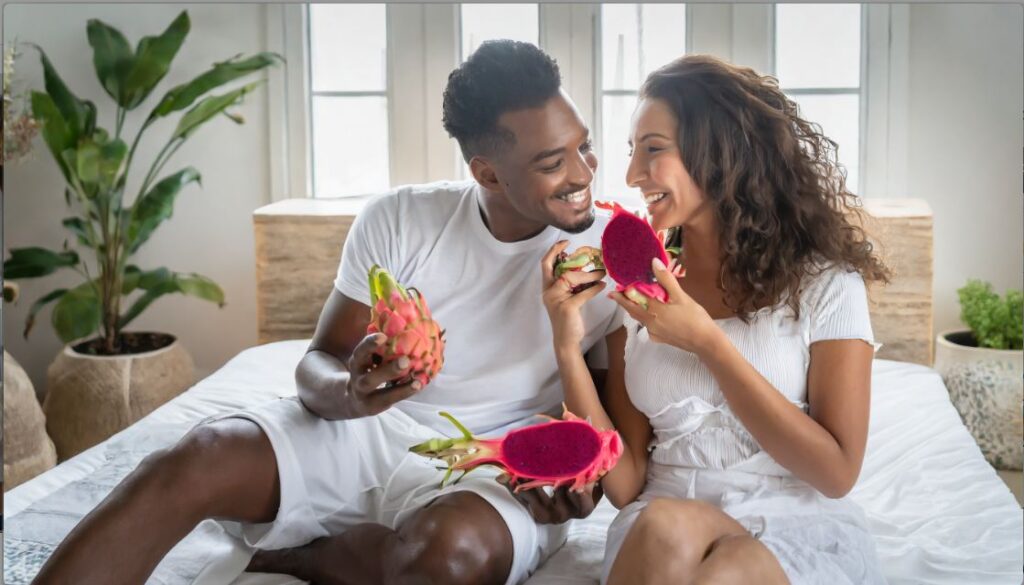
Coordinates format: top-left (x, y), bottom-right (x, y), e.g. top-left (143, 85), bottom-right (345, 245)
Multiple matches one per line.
top-left (335, 180), bottom-right (623, 433)
top-left (623, 266), bottom-right (874, 475)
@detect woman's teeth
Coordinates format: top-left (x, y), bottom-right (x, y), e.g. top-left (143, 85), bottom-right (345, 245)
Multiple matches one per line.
top-left (644, 192), bottom-right (667, 205)
top-left (558, 191), bottom-right (588, 204)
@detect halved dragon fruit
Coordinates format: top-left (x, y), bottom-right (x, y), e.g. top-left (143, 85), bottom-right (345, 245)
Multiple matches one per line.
top-left (410, 409), bottom-right (623, 492)
top-left (597, 201), bottom-right (682, 309)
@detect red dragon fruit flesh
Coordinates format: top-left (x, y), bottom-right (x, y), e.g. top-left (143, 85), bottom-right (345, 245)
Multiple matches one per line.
top-left (597, 201), bottom-right (677, 309)
top-left (410, 409), bottom-right (623, 492)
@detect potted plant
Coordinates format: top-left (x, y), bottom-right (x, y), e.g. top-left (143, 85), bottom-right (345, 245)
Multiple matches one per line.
top-left (934, 279), bottom-right (1023, 471)
top-left (3, 11), bottom-right (280, 460)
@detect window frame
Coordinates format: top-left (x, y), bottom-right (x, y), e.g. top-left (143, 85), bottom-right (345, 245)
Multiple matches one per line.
top-left (269, 3), bottom-right (905, 201)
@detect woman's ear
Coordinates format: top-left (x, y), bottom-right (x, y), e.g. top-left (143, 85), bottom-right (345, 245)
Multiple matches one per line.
top-left (469, 157), bottom-right (504, 193)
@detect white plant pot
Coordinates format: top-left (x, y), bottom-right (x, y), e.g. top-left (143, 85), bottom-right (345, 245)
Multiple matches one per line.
top-left (43, 332), bottom-right (195, 461)
top-left (934, 329), bottom-right (1023, 470)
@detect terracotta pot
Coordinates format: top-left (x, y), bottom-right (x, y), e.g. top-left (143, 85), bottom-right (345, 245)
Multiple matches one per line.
top-left (934, 329), bottom-right (1023, 470)
top-left (43, 333), bottom-right (195, 460)
top-left (3, 351), bottom-right (58, 489)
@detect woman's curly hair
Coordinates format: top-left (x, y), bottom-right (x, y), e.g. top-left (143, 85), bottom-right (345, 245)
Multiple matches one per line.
top-left (641, 54), bottom-right (891, 320)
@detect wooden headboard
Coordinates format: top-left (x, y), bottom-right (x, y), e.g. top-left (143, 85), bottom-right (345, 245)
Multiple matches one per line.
top-left (253, 197), bottom-right (934, 365)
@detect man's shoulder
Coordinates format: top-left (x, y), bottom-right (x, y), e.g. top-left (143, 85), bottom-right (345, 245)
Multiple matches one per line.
top-left (359, 180), bottom-right (476, 222)
top-left (394, 179), bottom-right (476, 207)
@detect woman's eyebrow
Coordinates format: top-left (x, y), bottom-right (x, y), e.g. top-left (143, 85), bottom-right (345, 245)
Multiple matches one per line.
top-left (628, 132), bottom-right (671, 147)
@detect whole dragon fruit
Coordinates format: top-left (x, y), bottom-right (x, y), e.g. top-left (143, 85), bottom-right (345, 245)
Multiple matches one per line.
top-left (596, 201), bottom-right (684, 309)
top-left (410, 408), bottom-right (623, 492)
top-left (367, 265), bottom-right (445, 388)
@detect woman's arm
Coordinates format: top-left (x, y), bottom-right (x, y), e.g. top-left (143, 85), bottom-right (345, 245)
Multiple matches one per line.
top-left (556, 327), bottom-right (653, 508)
top-left (699, 334), bottom-right (872, 498)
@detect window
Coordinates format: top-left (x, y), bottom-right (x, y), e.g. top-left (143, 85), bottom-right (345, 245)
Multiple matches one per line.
top-left (775, 4), bottom-right (862, 193)
top-left (598, 4), bottom-right (686, 201)
top-left (288, 5), bottom-right (879, 203)
top-left (309, 4), bottom-right (390, 197)
top-left (460, 4), bottom-right (539, 61)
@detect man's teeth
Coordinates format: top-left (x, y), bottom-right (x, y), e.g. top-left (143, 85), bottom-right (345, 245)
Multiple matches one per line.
top-left (644, 193), bottom-right (667, 204)
top-left (558, 191), bottom-right (588, 203)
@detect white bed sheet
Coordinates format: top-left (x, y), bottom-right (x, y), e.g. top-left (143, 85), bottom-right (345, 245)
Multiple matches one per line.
top-left (5, 341), bottom-right (1022, 585)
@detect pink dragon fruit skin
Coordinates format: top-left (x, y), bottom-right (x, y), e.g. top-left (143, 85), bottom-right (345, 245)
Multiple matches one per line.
top-left (410, 408), bottom-right (624, 493)
top-left (596, 201), bottom-right (677, 309)
top-left (367, 265), bottom-right (445, 388)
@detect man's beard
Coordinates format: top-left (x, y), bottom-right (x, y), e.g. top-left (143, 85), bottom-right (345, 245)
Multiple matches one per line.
top-left (555, 208), bottom-right (597, 234)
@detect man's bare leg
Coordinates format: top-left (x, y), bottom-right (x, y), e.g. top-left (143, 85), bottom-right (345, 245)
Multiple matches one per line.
top-left (32, 418), bottom-right (280, 585)
top-left (247, 491), bottom-right (515, 585)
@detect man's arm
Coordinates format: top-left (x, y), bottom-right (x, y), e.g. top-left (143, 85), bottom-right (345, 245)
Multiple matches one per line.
top-left (297, 289), bottom-right (420, 420)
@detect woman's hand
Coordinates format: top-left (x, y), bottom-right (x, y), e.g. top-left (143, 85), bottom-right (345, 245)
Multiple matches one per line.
top-left (609, 257), bottom-right (721, 355)
top-left (541, 240), bottom-right (608, 352)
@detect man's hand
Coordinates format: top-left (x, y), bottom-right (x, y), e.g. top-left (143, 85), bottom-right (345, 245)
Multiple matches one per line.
top-left (498, 475), bottom-right (603, 524)
top-left (343, 333), bottom-right (422, 417)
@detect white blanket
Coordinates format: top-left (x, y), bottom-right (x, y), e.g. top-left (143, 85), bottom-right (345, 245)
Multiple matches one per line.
top-left (5, 341), bottom-right (1022, 585)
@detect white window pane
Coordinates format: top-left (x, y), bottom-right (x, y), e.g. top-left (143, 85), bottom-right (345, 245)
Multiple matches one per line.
top-left (461, 4), bottom-right (538, 61)
top-left (312, 96), bottom-right (390, 197)
top-left (775, 4), bottom-right (861, 89)
top-left (790, 93), bottom-right (860, 193)
top-left (599, 94), bottom-right (642, 205)
top-left (602, 4), bottom-right (641, 91)
top-left (640, 4), bottom-right (686, 79)
top-left (310, 4), bottom-right (387, 92)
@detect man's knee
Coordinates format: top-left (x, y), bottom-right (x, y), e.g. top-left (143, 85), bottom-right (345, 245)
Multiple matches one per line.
top-left (132, 419), bottom-right (279, 522)
top-left (388, 492), bottom-right (513, 585)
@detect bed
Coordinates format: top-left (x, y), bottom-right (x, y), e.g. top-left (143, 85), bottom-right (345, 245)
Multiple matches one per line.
top-left (5, 198), bottom-right (1022, 584)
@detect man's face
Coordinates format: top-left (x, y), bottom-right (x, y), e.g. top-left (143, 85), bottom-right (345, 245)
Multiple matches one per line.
top-left (486, 90), bottom-right (598, 234)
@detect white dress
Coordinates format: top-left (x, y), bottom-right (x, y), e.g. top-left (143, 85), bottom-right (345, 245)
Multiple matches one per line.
top-left (602, 267), bottom-right (887, 585)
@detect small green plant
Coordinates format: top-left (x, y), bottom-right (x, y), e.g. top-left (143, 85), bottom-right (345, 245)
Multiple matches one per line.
top-left (3, 11), bottom-right (280, 354)
top-left (957, 279), bottom-right (1023, 350)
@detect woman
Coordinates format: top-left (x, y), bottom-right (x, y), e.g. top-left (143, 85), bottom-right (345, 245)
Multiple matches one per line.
top-left (541, 55), bottom-right (890, 584)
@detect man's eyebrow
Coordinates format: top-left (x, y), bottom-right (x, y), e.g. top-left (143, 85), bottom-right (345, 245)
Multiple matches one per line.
top-left (530, 146), bottom-right (566, 164)
top-left (530, 129), bottom-right (592, 164)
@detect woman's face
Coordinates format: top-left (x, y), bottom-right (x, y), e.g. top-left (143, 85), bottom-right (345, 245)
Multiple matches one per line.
top-left (626, 97), bottom-right (709, 232)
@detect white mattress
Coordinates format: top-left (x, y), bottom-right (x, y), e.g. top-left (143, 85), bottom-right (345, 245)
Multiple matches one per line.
top-left (5, 341), bottom-right (1022, 585)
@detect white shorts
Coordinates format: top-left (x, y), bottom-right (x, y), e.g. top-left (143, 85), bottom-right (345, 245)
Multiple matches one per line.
top-left (210, 397), bottom-right (569, 585)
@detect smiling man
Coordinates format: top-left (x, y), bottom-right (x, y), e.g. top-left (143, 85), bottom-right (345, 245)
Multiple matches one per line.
top-left (33, 40), bottom-right (623, 585)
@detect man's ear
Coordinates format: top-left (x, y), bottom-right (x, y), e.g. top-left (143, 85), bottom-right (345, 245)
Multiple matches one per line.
top-left (469, 157), bottom-right (504, 194)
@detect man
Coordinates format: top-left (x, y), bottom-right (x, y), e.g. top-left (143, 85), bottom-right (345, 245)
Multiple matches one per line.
top-left (34, 40), bottom-right (620, 585)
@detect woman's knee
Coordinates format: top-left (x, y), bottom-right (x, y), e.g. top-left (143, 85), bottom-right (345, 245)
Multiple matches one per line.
top-left (629, 498), bottom-right (720, 563)
top-left (388, 492), bottom-right (513, 585)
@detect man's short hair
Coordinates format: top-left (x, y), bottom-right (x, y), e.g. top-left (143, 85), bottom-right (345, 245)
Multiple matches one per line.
top-left (442, 40), bottom-right (562, 162)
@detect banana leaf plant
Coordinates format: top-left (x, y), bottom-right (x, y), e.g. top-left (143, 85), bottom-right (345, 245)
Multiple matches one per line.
top-left (3, 11), bottom-right (281, 354)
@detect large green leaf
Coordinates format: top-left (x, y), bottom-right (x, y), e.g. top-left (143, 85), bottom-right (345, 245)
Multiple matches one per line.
top-left (86, 18), bottom-right (135, 106)
top-left (33, 45), bottom-right (96, 140)
top-left (126, 167), bottom-right (201, 253)
top-left (4, 247), bottom-right (80, 279)
top-left (124, 11), bottom-right (190, 109)
top-left (76, 139), bottom-right (102, 185)
top-left (150, 52), bottom-right (282, 119)
top-left (23, 288), bottom-right (69, 339)
top-left (172, 81), bottom-right (262, 140)
top-left (31, 92), bottom-right (73, 183)
top-left (119, 269), bottom-right (224, 329)
top-left (52, 282), bottom-right (102, 343)
top-left (98, 137), bottom-right (128, 192)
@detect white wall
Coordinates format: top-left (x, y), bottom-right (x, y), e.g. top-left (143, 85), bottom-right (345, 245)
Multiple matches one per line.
top-left (905, 4), bottom-right (1023, 337)
top-left (3, 4), bottom-right (273, 393)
